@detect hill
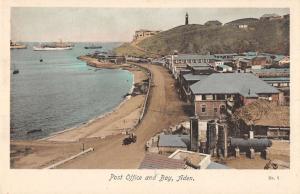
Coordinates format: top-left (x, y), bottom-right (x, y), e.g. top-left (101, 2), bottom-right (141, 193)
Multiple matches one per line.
top-left (224, 18), bottom-right (259, 25)
top-left (114, 17), bottom-right (289, 57)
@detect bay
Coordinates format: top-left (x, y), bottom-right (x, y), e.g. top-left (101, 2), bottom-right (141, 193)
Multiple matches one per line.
top-left (10, 42), bottom-right (133, 140)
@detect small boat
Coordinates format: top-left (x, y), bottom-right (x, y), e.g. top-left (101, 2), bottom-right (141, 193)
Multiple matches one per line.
top-left (26, 129), bottom-right (42, 134)
top-left (13, 69), bottom-right (19, 74)
top-left (10, 40), bottom-right (27, 49)
top-left (84, 44), bottom-right (102, 49)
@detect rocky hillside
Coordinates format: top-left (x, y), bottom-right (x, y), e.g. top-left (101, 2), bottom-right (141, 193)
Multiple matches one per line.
top-left (114, 17), bottom-right (289, 56)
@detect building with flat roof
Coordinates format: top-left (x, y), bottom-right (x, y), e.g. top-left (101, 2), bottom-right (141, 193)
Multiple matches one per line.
top-left (190, 73), bottom-right (280, 119)
top-left (235, 55), bottom-right (269, 70)
top-left (216, 64), bottom-right (233, 72)
top-left (166, 54), bottom-right (215, 79)
top-left (168, 149), bottom-right (211, 169)
top-left (158, 134), bottom-right (190, 154)
top-left (261, 77), bottom-right (290, 87)
top-left (133, 29), bottom-right (161, 42)
top-left (214, 53), bottom-right (238, 60)
top-left (260, 77), bottom-right (290, 105)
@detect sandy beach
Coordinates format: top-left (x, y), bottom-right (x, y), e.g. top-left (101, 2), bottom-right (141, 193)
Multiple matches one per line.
top-left (10, 62), bottom-right (191, 168)
top-left (39, 56), bottom-right (149, 142)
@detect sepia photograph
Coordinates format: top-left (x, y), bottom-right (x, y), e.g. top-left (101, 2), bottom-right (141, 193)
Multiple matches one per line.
top-left (1, 1), bottom-right (299, 194)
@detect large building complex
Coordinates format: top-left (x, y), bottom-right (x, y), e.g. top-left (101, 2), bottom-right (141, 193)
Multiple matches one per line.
top-left (190, 73), bottom-right (280, 120)
top-left (165, 54), bottom-right (215, 79)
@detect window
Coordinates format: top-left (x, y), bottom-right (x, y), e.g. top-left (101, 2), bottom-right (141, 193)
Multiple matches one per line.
top-left (214, 107), bottom-right (218, 113)
top-left (201, 105), bottom-right (206, 113)
top-left (220, 105), bottom-right (226, 114)
top-left (206, 95), bottom-right (213, 100)
top-left (216, 94), bottom-right (225, 100)
top-left (202, 95), bottom-right (206, 100)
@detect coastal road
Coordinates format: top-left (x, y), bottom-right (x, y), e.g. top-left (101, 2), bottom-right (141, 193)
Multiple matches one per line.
top-left (10, 64), bottom-right (191, 169)
top-left (57, 64), bottom-right (190, 168)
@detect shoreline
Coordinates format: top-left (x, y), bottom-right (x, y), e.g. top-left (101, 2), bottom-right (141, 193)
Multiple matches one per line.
top-left (10, 63), bottom-right (193, 169)
top-left (39, 92), bottom-right (133, 141)
top-left (32, 56), bottom-right (149, 142)
top-left (38, 63), bottom-right (136, 141)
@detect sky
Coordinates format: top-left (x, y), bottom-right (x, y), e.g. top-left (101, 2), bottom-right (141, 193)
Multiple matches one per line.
top-left (11, 7), bottom-right (289, 42)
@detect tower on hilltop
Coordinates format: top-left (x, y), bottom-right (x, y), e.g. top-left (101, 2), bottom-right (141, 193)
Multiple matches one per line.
top-left (185, 12), bottom-right (189, 25)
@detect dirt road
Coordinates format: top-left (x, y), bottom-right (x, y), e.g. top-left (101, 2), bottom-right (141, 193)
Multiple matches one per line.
top-left (11, 64), bottom-right (191, 169)
top-left (58, 64), bottom-right (190, 168)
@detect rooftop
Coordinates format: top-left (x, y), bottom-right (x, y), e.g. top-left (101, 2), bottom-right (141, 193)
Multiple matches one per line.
top-left (169, 150), bottom-right (211, 169)
top-left (243, 51), bottom-right (258, 56)
top-left (158, 134), bottom-right (189, 148)
top-left (190, 73), bottom-right (279, 97)
top-left (250, 68), bottom-right (290, 74)
top-left (261, 77), bottom-right (290, 82)
top-left (170, 151), bottom-right (207, 164)
top-left (214, 53), bottom-right (238, 57)
top-left (273, 55), bottom-right (288, 62)
top-left (233, 100), bottom-right (289, 127)
top-left (207, 162), bottom-right (231, 169)
top-left (217, 64), bottom-right (232, 69)
top-left (139, 153), bottom-right (185, 169)
top-left (174, 54), bottom-right (215, 60)
top-left (244, 56), bottom-right (259, 60)
top-left (183, 74), bottom-right (209, 81)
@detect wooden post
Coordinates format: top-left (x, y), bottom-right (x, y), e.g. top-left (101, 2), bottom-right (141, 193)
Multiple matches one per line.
top-left (250, 148), bottom-right (255, 159)
top-left (235, 147), bottom-right (240, 158)
top-left (262, 148), bottom-right (270, 160)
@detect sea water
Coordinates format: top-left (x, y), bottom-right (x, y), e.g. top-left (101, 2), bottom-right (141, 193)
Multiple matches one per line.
top-left (10, 42), bottom-right (133, 140)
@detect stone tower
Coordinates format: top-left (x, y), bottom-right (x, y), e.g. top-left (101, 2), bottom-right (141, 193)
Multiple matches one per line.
top-left (185, 12), bottom-right (189, 25)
